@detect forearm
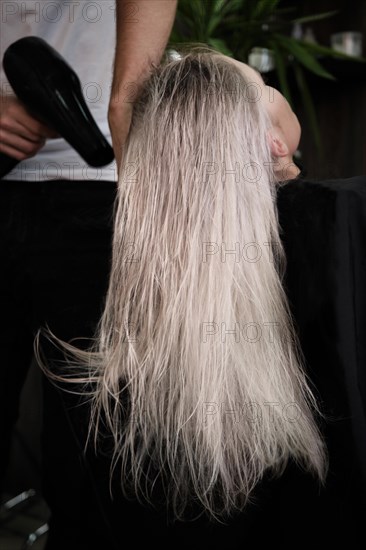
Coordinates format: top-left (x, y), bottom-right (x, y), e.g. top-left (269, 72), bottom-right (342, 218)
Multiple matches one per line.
top-left (110, 0), bottom-right (177, 106)
top-left (108, 0), bottom-right (177, 169)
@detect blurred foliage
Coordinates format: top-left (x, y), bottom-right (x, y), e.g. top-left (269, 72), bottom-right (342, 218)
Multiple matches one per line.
top-left (170, 0), bottom-right (365, 153)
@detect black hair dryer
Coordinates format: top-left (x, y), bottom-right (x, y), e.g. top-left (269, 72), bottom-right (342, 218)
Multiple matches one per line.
top-left (0, 36), bottom-right (115, 178)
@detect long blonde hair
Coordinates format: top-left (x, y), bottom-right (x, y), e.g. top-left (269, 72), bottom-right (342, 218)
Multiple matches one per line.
top-left (43, 48), bottom-right (326, 521)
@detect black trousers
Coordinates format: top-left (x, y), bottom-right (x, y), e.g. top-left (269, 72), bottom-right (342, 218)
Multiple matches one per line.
top-left (0, 179), bottom-right (118, 549)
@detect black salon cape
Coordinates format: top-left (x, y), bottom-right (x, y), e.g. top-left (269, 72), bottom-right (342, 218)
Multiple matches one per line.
top-left (83, 176), bottom-right (366, 549)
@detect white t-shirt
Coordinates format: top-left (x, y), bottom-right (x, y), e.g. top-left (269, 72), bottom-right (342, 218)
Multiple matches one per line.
top-left (0, 0), bottom-right (117, 181)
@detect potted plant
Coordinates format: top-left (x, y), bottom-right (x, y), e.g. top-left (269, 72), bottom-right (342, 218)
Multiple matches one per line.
top-left (169, 0), bottom-right (365, 153)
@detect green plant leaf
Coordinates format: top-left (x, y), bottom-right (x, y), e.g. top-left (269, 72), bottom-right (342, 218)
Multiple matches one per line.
top-left (170, 0), bottom-right (362, 153)
top-left (274, 34), bottom-right (336, 79)
top-left (292, 10), bottom-right (338, 25)
top-left (219, 0), bottom-right (245, 18)
top-left (208, 37), bottom-right (234, 56)
top-left (252, 0), bottom-right (281, 20)
top-left (269, 41), bottom-right (293, 105)
top-left (298, 40), bottom-right (366, 62)
top-left (206, 0), bottom-right (228, 37)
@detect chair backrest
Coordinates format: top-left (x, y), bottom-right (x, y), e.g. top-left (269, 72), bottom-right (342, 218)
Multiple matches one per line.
top-left (277, 175), bottom-right (366, 508)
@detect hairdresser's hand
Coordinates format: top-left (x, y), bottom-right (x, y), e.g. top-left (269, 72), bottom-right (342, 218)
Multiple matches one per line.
top-left (108, 99), bottom-right (133, 173)
top-left (0, 95), bottom-right (58, 160)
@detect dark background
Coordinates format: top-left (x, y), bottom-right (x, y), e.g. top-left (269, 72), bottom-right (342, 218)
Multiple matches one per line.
top-left (2, 1), bottom-right (365, 543)
top-left (278, 0), bottom-right (366, 179)
top-left (5, 0), bottom-right (366, 499)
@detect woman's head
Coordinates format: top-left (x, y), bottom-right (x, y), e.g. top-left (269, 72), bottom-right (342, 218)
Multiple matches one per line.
top-left (125, 48), bottom-right (301, 184)
top-left (227, 56), bottom-right (301, 165)
top-left (86, 48), bottom-right (325, 520)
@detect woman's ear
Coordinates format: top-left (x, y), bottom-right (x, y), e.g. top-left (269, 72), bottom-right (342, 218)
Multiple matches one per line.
top-left (267, 130), bottom-right (289, 158)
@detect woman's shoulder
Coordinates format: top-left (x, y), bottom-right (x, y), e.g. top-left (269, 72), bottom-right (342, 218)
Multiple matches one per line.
top-left (276, 175), bottom-right (366, 228)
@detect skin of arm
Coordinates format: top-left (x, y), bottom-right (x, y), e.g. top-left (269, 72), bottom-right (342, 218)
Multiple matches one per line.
top-left (108, 0), bottom-right (178, 171)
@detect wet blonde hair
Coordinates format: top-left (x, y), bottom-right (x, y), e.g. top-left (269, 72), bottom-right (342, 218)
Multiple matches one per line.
top-left (42, 48), bottom-right (326, 521)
